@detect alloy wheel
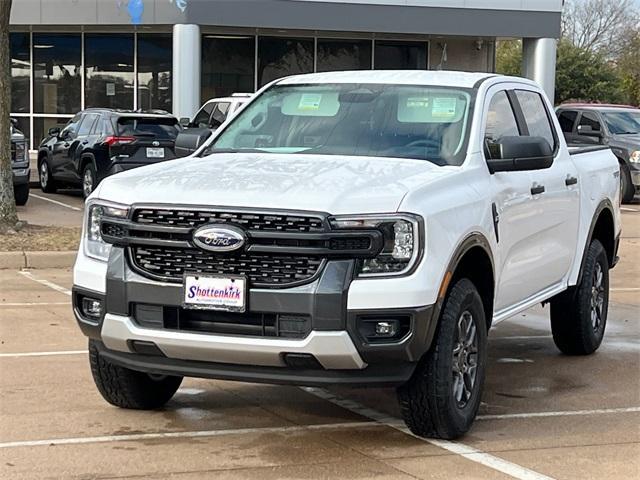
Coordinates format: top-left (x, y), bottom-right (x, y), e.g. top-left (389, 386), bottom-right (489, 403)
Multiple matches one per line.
top-left (83, 168), bottom-right (94, 197)
top-left (40, 162), bottom-right (48, 189)
top-left (590, 262), bottom-right (605, 332)
top-left (452, 310), bottom-right (478, 408)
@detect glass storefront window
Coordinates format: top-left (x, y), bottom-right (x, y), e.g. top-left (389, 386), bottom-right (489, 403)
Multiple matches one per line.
top-left (33, 34), bottom-right (81, 114)
top-left (201, 36), bottom-right (255, 102)
top-left (33, 117), bottom-right (72, 147)
top-left (10, 33), bottom-right (30, 114)
top-left (258, 36), bottom-right (314, 87)
top-left (85, 34), bottom-right (134, 110)
top-left (317, 39), bottom-right (372, 72)
top-left (137, 34), bottom-right (172, 112)
top-left (374, 40), bottom-right (428, 70)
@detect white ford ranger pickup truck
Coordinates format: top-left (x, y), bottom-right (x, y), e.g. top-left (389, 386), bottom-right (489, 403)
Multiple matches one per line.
top-left (73, 71), bottom-right (621, 439)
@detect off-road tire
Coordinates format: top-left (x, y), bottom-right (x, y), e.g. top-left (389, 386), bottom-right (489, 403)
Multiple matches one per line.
top-left (620, 163), bottom-right (634, 204)
top-left (14, 183), bottom-right (29, 206)
top-left (89, 340), bottom-right (183, 409)
top-left (550, 239), bottom-right (609, 355)
top-left (397, 278), bottom-right (488, 439)
top-left (39, 158), bottom-right (57, 193)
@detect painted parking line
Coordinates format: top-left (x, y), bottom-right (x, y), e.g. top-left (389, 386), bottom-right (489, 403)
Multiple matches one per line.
top-left (610, 287), bottom-right (640, 292)
top-left (0, 421), bottom-right (376, 449)
top-left (302, 387), bottom-right (556, 480)
top-left (18, 270), bottom-right (72, 296)
top-left (0, 350), bottom-right (87, 358)
top-left (620, 207), bottom-right (639, 212)
top-left (30, 193), bottom-right (83, 212)
top-left (477, 407), bottom-right (640, 421)
top-left (0, 302), bottom-right (70, 307)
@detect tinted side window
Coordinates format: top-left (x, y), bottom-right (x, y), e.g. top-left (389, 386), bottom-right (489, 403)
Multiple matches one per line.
top-left (77, 113), bottom-right (99, 136)
top-left (557, 110), bottom-right (578, 133)
top-left (193, 102), bottom-right (215, 128)
top-left (515, 90), bottom-right (555, 150)
top-left (210, 102), bottom-right (231, 128)
top-left (578, 112), bottom-right (602, 131)
top-left (484, 91), bottom-right (520, 158)
top-left (62, 114), bottom-right (82, 139)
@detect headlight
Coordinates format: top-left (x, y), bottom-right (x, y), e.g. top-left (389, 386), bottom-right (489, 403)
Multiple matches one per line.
top-left (84, 201), bottom-right (129, 261)
top-left (630, 151), bottom-right (640, 163)
top-left (14, 142), bottom-right (26, 163)
top-left (330, 214), bottom-right (422, 277)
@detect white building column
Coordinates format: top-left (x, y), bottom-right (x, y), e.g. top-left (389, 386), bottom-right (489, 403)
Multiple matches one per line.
top-left (522, 38), bottom-right (557, 102)
top-left (172, 24), bottom-right (201, 120)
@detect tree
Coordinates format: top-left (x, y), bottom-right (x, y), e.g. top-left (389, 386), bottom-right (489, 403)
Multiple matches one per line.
top-left (0, 0), bottom-right (18, 233)
top-left (554, 39), bottom-right (625, 104)
top-left (562, 0), bottom-right (639, 57)
top-left (495, 40), bottom-right (521, 77)
top-left (617, 28), bottom-right (640, 106)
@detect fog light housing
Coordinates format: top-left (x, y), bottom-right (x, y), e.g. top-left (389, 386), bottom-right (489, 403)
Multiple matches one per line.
top-left (81, 297), bottom-right (103, 320)
top-left (375, 321), bottom-right (397, 336)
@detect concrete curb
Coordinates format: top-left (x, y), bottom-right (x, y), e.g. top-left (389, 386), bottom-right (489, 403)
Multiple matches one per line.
top-left (0, 251), bottom-right (76, 270)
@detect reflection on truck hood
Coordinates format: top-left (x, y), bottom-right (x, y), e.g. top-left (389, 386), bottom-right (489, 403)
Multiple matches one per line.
top-left (610, 134), bottom-right (640, 149)
top-left (96, 153), bottom-right (454, 214)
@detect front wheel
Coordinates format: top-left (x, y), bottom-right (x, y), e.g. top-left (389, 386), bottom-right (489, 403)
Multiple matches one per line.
top-left (14, 183), bottom-right (29, 206)
top-left (397, 278), bottom-right (487, 439)
top-left (550, 239), bottom-right (609, 355)
top-left (89, 340), bottom-right (183, 409)
top-left (39, 158), bottom-right (57, 193)
top-left (620, 164), bottom-right (634, 204)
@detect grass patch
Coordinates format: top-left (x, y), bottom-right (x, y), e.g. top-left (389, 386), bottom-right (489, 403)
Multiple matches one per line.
top-left (0, 225), bottom-right (81, 252)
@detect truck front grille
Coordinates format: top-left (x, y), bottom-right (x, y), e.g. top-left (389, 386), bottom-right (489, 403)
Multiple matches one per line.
top-left (130, 246), bottom-right (324, 287)
top-left (133, 208), bottom-right (325, 232)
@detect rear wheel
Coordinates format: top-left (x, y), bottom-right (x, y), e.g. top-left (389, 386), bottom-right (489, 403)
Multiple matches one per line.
top-left (89, 340), bottom-right (183, 409)
top-left (39, 158), bottom-right (57, 193)
top-left (397, 278), bottom-right (487, 439)
top-left (550, 239), bottom-right (609, 355)
top-left (82, 163), bottom-right (97, 198)
top-left (14, 183), bottom-right (29, 206)
top-left (620, 163), bottom-right (634, 204)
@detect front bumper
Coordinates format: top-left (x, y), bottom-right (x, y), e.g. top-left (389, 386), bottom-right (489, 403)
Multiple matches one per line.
top-left (12, 167), bottom-right (30, 185)
top-left (73, 246), bottom-right (437, 387)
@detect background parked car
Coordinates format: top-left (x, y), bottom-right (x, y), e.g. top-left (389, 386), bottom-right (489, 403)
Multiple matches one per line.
top-left (556, 104), bottom-right (640, 203)
top-left (175, 93), bottom-right (251, 157)
top-left (10, 118), bottom-right (29, 206)
top-left (37, 109), bottom-right (181, 198)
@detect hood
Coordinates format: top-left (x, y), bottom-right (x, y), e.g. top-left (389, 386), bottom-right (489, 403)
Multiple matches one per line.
top-left (609, 134), bottom-right (640, 150)
top-left (96, 153), bottom-right (453, 214)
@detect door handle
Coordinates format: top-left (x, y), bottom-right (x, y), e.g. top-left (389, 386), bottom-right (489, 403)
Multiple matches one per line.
top-left (565, 175), bottom-right (578, 186)
top-left (531, 184), bottom-right (545, 195)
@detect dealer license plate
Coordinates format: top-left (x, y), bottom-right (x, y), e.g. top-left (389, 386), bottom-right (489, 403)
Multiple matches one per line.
top-left (183, 274), bottom-right (246, 312)
top-left (146, 147), bottom-right (165, 158)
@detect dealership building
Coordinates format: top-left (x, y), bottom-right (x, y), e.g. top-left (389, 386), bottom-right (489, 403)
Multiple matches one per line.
top-left (9, 0), bottom-right (563, 150)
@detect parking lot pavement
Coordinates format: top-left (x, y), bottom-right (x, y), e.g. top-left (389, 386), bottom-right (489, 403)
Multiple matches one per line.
top-left (0, 211), bottom-right (638, 480)
top-left (18, 190), bottom-right (84, 227)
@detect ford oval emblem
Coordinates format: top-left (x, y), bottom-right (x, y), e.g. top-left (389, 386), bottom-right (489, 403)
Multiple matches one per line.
top-left (193, 225), bottom-right (246, 252)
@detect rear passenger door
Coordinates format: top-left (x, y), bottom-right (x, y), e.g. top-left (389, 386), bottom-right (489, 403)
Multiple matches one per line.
top-left (71, 112), bottom-right (100, 181)
top-left (513, 89), bottom-right (580, 293)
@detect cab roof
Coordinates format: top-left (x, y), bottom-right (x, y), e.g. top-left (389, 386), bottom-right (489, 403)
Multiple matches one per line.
top-left (276, 70), bottom-right (500, 89)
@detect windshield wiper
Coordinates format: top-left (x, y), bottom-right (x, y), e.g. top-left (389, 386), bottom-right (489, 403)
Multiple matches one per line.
top-left (201, 148), bottom-right (267, 156)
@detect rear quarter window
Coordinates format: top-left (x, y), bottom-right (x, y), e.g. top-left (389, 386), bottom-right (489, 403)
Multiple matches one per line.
top-left (117, 117), bottom-right (180, 139)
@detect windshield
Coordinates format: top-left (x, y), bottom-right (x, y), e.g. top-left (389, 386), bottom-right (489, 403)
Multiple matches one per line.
top-left (205, 84), bottom-right (474, 166)
top-left (117, 117), bottom-right (180, 139)
top-left (601, 110), bottom-right (640, 135)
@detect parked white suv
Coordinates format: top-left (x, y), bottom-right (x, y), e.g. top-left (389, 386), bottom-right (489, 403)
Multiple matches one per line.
top-left (74, 71), bottom-right (621, 439)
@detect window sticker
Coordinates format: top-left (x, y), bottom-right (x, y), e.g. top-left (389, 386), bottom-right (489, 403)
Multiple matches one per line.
top-left (298, 93), bottom-right (323, 111)
top-left (406, 97), bottom-right (431, 109)
top-left (432, 97), bottom-right (457, 118)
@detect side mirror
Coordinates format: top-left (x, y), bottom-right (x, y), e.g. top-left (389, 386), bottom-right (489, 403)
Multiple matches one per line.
top-left (48, 127), bottom-right (61, 136)
top-left (179, 117), bottom-right (191, 128)
top-left (486, 136), bottom-right (554, 173)
top-left (577, 124), bottom-right (603, 138)
top-left (174, 128), bottom-right (213, 158)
